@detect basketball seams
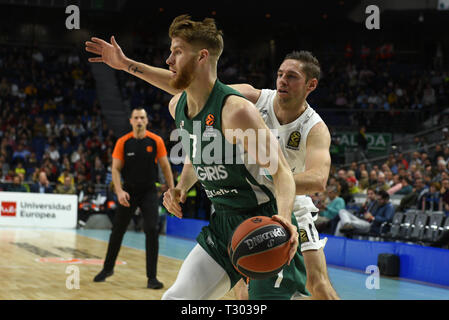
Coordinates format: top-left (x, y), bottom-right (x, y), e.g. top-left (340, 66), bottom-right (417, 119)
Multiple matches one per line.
top-left (229, 216), bottom-right (291, 279)
top-left (231, 223), bottom-right (283, 263)
top-left (235, 241), bottom-right (289, 271)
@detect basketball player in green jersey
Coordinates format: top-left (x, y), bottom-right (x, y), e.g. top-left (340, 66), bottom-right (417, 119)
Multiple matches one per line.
top-left (86, 15), bottom-right (305, 300)
top-left (86, 17), bottom-right (339, 300)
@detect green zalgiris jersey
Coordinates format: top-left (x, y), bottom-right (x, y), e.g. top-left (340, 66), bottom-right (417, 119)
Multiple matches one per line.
top-left (175, 80), bottom-right (276, 212)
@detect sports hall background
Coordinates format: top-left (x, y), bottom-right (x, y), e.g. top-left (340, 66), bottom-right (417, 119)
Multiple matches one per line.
top-left (1, 0), bottom-right (449, 299)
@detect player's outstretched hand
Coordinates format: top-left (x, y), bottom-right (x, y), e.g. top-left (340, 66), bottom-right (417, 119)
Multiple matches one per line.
top-left (85, 36), bottom-right (128, 71)
top-left (271, 214), bottom-right (299, 265)
top-left (163, 188), bottom-right (187, 219)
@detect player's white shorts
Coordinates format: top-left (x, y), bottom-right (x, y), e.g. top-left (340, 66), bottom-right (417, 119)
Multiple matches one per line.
top-left (293, 196), bottom-right (327, 252)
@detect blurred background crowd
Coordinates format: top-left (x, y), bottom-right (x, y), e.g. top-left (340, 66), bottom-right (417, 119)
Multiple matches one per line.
top-left (1, 1), bottom-right (449, 241)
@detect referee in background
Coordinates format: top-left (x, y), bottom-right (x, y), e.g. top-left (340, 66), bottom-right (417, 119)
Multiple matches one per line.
top-left (93, 107), bottom-right (174, 289)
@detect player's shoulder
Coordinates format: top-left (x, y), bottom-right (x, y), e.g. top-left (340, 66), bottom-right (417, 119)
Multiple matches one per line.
top-left (309, 121), bottom-right (329, 136)
top-left (222, 95), bottom-right (259, 128)
top-left (223, 94), bottom-right (256, 116)
top-left (307, 121), bottom-right (331, 147)
top-left (168, 92), bottom-right (184, 118)
top-left (224, 93), bottom-right (253, 107)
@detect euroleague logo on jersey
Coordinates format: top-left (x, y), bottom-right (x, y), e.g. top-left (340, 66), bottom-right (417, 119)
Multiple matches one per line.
top-left (286, 131), bottom-right (301, 150)
top-left (1, 201), bottom-right (17, 217)
top-left (205, 114), bottom-right (215, 126)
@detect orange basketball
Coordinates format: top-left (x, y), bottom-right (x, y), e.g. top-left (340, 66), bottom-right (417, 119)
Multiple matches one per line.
top-left (228, 216), bottom-right (290, 279)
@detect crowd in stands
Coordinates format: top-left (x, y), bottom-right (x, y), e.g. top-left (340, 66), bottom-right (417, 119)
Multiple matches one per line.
top-left (0, 45), bottom-right (119, 224)
top-left (314, 137), bottom-right (449, 239)
top-left (1, 42), bottom-right (449, 234)
top-left (309, 44), bottom-right (449, 131)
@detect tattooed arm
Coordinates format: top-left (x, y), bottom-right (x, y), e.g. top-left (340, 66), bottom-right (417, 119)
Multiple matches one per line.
top-left (85, 35), bottom-right (181, 95)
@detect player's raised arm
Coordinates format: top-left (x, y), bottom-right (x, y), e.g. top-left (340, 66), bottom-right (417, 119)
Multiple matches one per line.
top-left (222, 96), bottom-right (298, 262)
top-left (85, 36), bottom-right (182, 96)
top-left (227, 84), bottom-right (262, 104)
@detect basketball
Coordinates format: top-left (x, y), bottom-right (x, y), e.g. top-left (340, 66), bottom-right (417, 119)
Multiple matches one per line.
top-left (228, 216), bottom-right (290, 280)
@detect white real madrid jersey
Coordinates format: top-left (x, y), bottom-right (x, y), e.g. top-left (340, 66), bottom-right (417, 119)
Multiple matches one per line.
top-left (255, 88), bottom-right (324, 217)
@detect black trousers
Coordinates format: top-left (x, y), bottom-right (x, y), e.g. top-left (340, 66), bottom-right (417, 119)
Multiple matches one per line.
top-left (103, 187), bottom-right (159, 279)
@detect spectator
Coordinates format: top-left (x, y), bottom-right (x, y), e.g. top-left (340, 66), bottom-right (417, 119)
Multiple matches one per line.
top-left (335, 188), bottom-right (378, 236)
top-left (55, 175), bottom-right (76, 194)
top-left (25, 152), bottom-right (39, 172)
top-left (75, 173), bottom-right (88, 197)
top-left (433, 159), bottom-right (448, 182)
top-left (92, 156), bottom-right (105, 180)
top-left (394, 177), bottom-right (413, 195)
top-left (314, 185), bottom-right (346, 232)
top-left (32, 117), bottom-right (47, 137)
top-left (422, 182), bottom-right (442, 211)
top-left (367, 169), bottom-right (377, 185)
top-left (59, 140), bottom-right (73, 158)
top-left (372, 171), bottom-right (390, 192)
top-left (442, 127), bottom-right (449, 142)
top-left (30, 171), bottom-right (54, 194)
top-left (336, 170), bottom-right (352, 204)
top-left (57, 169), bottom-right (74, 186)
top-left (12, 143), bottom-right (31, 164)
top-left (432, 145), bottom-right (445, 163)
top-left (440, 178), bottom-right (449, 214)
top-left (77, 182), bottom-right (97, 227)
top-left (347, 176), bottom-right (360, 194)
top-left (356, 126), bottom-right (368, 161)
top-left (14, 161), bottom-right (26, 177)
top-left (336, 190), bottom-right (395, 236)
top-left (358, 169), bottom-right (370, 191)
top-left (396, 153), bottom-right (409, 170)
top-left (384, 170), bottom-right (395, 187)
top-left (7, 174), bottom-right (28, 192)
top-left (398, 178), bottom-right (429, 212)
top-left (409, 151), bottom-right (423, 168)
top-left (46, 143), bottom-right (60, 163)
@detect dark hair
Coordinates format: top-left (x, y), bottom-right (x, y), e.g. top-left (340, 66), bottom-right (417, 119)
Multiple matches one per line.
top-left (377, 190), bottom-right (390, 200)
top-left (283, 50), bottom-right (321, 81)
top-left (401, 177), bottom-right (412, 185)
top-left (129, 107), bottom-right (147, 119)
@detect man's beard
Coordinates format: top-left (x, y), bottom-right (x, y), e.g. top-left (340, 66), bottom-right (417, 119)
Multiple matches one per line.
top-left (169, 57), bottom-right (197, 90)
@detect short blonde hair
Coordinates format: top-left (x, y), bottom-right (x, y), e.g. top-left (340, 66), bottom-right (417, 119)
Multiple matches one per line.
top-left (169, 14), bottom-right (224, 58)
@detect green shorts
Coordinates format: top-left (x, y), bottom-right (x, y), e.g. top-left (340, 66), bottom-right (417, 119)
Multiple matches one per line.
top-left (196, 201), bottom-right (309, 299)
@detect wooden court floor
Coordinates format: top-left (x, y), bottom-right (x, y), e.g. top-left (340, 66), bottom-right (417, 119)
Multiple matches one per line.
top-left (0, 227), bottom-right (236, 300)
top-left (2, 227), bottom-right (449, 300)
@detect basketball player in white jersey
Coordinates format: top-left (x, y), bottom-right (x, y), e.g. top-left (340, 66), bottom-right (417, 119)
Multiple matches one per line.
top-left (85, 37), bottom-right (339, 299)
top-left (228, 51), bottom-right (338, 299)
